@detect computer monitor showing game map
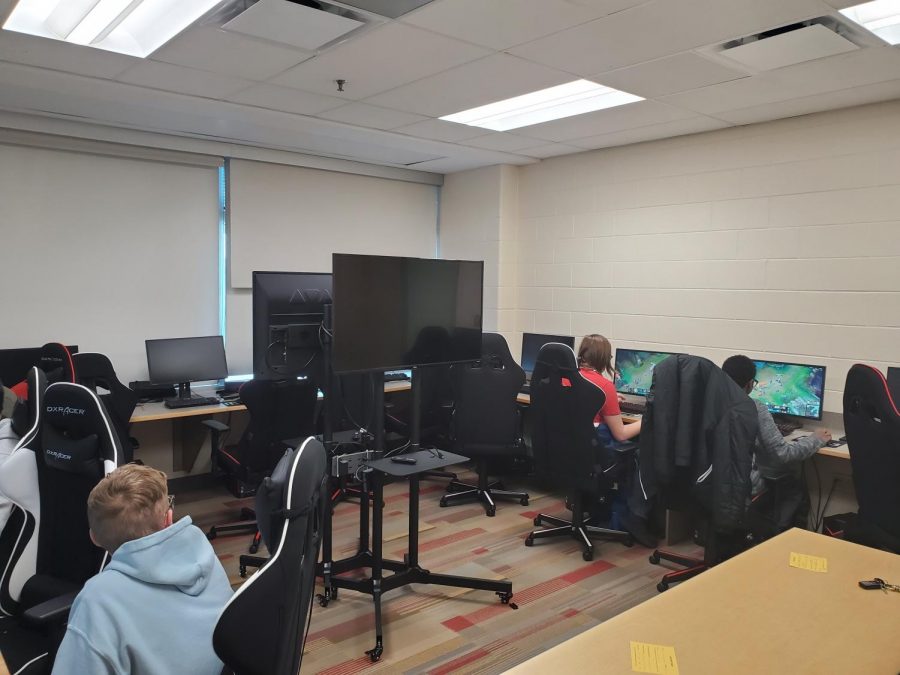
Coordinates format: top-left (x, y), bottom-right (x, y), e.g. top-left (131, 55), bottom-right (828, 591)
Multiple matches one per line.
top-left (614, 349), bottom-right (676, 397)
top-left (751, 359), bottom-right (826, 421)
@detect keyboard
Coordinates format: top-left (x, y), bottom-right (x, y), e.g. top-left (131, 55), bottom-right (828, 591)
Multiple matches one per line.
top-left (164, 396), bottom-right (220, 409)
top-left (620, 401), bottom-right (646, 415)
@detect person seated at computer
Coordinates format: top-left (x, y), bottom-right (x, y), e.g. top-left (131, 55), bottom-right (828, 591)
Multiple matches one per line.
top-left (53, 464), bottom-right (232, 675)
top-left (577, 334), bottom-right (642, 445)
top-left (722, 355), bottom-right (831, 534)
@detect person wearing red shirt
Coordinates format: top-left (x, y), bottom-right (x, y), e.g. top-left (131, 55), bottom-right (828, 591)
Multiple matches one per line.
top-left (577, 334), bottom-right (641, 446)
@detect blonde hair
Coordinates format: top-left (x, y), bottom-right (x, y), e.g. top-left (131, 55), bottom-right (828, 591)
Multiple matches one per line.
top-left (88, 464), bottom-right (169, 553)
top-left (578, 334), bottom-right (614, 378)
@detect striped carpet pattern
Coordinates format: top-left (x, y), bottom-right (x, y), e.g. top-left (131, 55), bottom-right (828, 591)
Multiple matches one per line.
top-left (184, 466), bottom-right (699, 674)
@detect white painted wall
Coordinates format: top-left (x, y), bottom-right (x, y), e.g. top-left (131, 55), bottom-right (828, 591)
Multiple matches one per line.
top-left (496, 100), bottom-right (900, 415)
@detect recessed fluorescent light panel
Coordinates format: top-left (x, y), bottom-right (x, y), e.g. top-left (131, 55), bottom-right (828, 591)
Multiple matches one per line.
top-left (3, 0), bottom-right (224, 57)
top-left (440, 79), bottom-right (644, 132)
top-left (840, 0), bottom-right (900, 45)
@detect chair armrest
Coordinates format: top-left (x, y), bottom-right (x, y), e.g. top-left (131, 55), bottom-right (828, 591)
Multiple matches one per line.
top-left (612, 441), bottom-right (638, 454)
top-left (21, 591), bottom-right (79, 627)
top-left (203, 420), bottom-right (230, 433)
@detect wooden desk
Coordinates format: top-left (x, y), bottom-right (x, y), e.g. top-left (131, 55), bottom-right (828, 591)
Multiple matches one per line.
top-left (506, 528), bottom-right (900, 674)
top-left (0, 650), bottom-right (9, 675)
top-left (130, 379), bottom-right (412, 423)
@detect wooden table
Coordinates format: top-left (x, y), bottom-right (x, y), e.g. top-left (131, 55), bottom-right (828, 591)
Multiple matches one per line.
top-left (506, 528), bottom-right (900, 674)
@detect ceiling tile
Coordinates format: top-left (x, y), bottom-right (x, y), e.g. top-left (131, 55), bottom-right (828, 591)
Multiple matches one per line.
top-left (0, 30), bottom-right (137, 79)
top-left (595, 52), bottom-right (748, 98)
top-left (460, 132), bottom-right (544, 152)
top-left (512, 99), bottom-right (696, 142)
top-left (365, 53), bottom-right (574, 117)
top-left (392, 118), bottom-right (487, 142)
top-left (150, 27), bottom-right (312, 81)
top-left (715, 78), bottom-right (900, 125)
top-left (401, 0), bottom-right (649, 50)
top-left (664, 46), bottom-right (900, 115)
top-left (316, 102), bottom-right (428, 129)
top-left (570, 115), bottom-right (731, 149)
top-left (508, 0), bottom-right (828, 76)
top-left (270, 22), bottom-right (490, 99)
top-left (226, 83), bottom-right (346, 115)
top-left (518, 143), bottom-right (586, 159)
top-left (116, 61), bottom-right (252, 99)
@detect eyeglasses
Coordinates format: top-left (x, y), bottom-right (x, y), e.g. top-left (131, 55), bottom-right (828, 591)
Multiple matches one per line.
top-left (751, 379), bottom-right (759, 389)
top-left (167, 494), bottom-right (175, 511)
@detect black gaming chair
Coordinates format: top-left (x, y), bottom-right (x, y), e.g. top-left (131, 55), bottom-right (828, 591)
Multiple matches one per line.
top-left (524, 343), bottom-right (632, 560)
top-left (0, 382), bottom-right (122, 674)
top-left (74, 352), bottom-right (137, 463)
top-left (843, 364), bottom-right (900, 552)
top-left (206, 379), bottom-right (318, 549)
top-left (214, 436), bottom-right (327, 675)
top-left (440, 333), bottom-right (529, 517)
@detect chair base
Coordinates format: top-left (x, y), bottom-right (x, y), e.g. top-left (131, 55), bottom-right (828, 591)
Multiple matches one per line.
top-left (440, 479), bottom-right (529, 517)
top-left (648, 549), bottom-right (707, 592)
top-left (525, 512), bottom-right (632, 561)
top-left (206, 507), bottom-right (262, 554)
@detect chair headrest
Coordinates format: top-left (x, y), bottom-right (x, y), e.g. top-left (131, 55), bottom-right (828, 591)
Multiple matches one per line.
top-left (255, 436), bottom-right (327, 552)
top-left (844, 364), bottom-right (900, 418)
top-left (40, 342), bottom-right (76, 384)
top-left (42, 382), bottom-right (120, 473)
top-left (534, 342), bottom-right (578, 372)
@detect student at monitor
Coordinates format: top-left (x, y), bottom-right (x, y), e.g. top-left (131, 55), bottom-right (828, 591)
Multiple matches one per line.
top-left (722, 355), bottom-right (831, 533)
top-left (577, 334), bottom-right (642, 444)
top-left (53, 464), bottom-right (232, 675)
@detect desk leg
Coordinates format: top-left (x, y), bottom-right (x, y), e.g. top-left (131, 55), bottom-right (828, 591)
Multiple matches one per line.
top-left (408, 474), bottom-right (419, 568)
top-left (318, 498), bottom-right (335, 605)
top-left (366, 471), bottom-right (385, 662)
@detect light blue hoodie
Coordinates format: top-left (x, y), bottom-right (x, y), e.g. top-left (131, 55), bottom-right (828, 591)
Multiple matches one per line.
top-left (53, 516), bottom-right (233, 675)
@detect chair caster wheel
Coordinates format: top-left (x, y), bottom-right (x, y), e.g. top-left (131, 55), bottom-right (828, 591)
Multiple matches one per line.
top-left (497, 591), bottom-right (514, 604)
top-left (657, 582), bottom-right (668, 593)
top-left (206, 529), bottom-right (217, 541)
top-left (533, 516), bottom-right (542, 526)
top-left (316, 594), bottom-right (329, 608)
top-left (486, 507), bottom-right (496, 517)
top-left (520, 497), bottom-right (529, 506)
top-left (239, 566), bottom-right (247, 578)
top-left (365, 643), bottom-right (383, 662)
top-left (249, 543), bottom-right (259, 554)
top-left (439, 498), bottom-right (448, 507)
top-left (649, 552), bottom-right (660, 565)
top-left (524, 535), bottom-right (534, 547)
top-left (582, 550), bottom-right (593, 562)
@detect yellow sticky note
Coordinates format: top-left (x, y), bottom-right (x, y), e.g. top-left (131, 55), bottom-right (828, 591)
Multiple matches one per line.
top-left (630, 641), bottom-right (679, 675)
top-left (789, 552), bottom-right (828, 573)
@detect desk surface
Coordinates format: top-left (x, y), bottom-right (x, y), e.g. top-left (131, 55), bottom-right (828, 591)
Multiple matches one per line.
top-left (130, 379), bottom-right (413, 423)
top-left (506, 528), bottom-right (900, 674)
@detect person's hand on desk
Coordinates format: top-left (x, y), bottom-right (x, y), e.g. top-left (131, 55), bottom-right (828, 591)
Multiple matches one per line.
top-left (813, 429), bottom-right (832, 443)
top-left (617, 393), bottom-right (626, 404)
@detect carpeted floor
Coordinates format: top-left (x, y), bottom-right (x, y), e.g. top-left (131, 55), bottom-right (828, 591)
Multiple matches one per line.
top-left (182, 465), bottom-right (700, 674)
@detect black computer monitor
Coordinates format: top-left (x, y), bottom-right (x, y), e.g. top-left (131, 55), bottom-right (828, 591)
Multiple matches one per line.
top-left (885, 366), bottom-right (899, 402)
top-left (751, 359), bottom-right (826, 421)
top-left (614, 348), bottom-right (676, 396)
top-left (520, 333), bottom-right (574, 375)
top-left (252, 271), bottom-right (332, 381)
top-left (145, 336), bottom-right (228, 401)
top-left (332, 253), bottom-right (483, 373)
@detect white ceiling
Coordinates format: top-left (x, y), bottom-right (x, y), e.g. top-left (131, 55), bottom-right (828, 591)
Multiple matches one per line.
top-left (1, 0), bottom-right (899, 174)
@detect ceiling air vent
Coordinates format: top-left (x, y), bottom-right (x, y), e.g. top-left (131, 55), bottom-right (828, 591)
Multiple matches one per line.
top-left (717, 19), bottom-right (859, 71)
top-left (222, 0), bottom-right (366, 51)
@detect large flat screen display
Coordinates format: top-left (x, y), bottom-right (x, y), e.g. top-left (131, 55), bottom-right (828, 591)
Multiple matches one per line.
top-left (751, 359), bottom-right (826, 420)
top-left (332, 253), bottom-right (483, 373)
top-left (614, 349), bottom-right (676, 396)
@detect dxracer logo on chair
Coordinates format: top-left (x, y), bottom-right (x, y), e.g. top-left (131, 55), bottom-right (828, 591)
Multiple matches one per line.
top-left (45, 449), bottom-right (72, 461)
top-left (46, 406), bottom-right (86, 416)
